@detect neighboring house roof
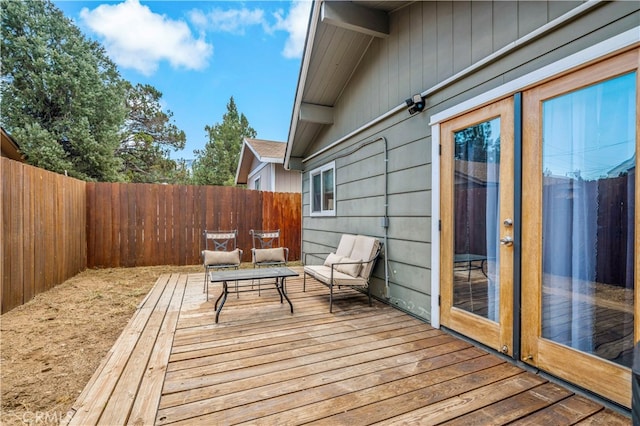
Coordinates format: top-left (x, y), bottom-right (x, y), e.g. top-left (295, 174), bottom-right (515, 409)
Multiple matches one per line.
top-left (608, 153), bottom-right (636, 177)
top-left (285, 1), bottom-right (411, 170)
top-left (1, 127), bottom-right (25, 162)
top-left (235, 138), bottom-right (286, 185)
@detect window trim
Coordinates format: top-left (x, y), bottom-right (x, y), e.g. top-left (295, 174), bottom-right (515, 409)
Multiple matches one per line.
top-left (310, 161), bottom-right (336, 217)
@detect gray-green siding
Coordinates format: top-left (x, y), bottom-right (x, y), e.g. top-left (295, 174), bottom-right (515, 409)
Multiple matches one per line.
top-left (300, 1), bottom-right (639, 321)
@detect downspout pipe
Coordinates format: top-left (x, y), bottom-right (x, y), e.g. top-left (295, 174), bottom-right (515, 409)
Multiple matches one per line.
top-left (382, 137), bottom-right (390, 299)
top-left (328, 135), bottom-right (390, 298)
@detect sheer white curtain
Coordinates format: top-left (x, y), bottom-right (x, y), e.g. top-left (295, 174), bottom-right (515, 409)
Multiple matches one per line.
top-left (542, 73), bottom-right (636, 357)
top-left (542, 86), bottom-right (596, 351)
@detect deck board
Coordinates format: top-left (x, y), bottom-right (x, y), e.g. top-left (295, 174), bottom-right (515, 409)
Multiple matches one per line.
top-left (63, 267), bottom-right (631, 425)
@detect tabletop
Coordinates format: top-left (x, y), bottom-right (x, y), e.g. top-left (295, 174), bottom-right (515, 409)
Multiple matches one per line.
top-left (209, 267), bottom-right (299, 283)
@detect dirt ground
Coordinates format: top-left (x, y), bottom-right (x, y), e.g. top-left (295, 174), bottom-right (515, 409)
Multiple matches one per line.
top-left (0, 265), bottom-right (202, 426)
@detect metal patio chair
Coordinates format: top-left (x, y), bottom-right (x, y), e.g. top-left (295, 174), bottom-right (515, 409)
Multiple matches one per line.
top-left (249, 229), bottom-right (289, 294)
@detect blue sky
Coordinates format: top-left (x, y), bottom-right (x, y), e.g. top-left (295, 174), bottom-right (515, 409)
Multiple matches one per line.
top-left (53, 0), bottom-right (311, 160)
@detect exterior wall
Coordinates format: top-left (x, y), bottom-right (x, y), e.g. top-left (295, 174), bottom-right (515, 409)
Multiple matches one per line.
top-left (274, 165), bottom-right (302, 193)
top-left (311, 1), bottom-right (589, 153)
top-left (300, 1), bottom-right (639, 322)
top-left (249, 159), bottom-right (272, 191)
top-left (249, 160), bottom-right (301, 192)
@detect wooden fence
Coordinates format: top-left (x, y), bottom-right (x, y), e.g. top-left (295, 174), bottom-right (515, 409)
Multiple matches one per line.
top-left (2, 158), bottom-right (302, 313)
top-left (86, 183), bottom-right (301, 267)
top-left (455, 173), bottom-right (635, 287)
top-left (2, 158), bottom-right (87, 313)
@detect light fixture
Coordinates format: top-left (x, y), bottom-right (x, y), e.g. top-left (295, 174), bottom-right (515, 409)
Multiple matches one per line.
top-left (405, 93), bottom-right (425, 115)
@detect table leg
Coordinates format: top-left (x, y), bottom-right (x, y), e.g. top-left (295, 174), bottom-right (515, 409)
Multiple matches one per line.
top-left (274, 278), bottom-right (284, 303)
top-left (279, 277), bottom-right (293, 314)
top-left (215, 280), bottom-right (228, 323)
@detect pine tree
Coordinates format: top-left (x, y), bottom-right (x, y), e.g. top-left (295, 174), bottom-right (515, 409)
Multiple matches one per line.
top-left (118, 83), bottom-right (187, 183)
top-left (1, 0), bottom-right (127, 181)
top-left (192, 97), bottom-right (256, 186)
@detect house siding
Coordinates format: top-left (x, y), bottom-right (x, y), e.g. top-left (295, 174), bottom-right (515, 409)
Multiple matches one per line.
top-left (300, 1), bottom-right (639, 321)
top-left (274, 165), bottom-right (301, 193)
top-left (250, 161), bottom-right (301, 193)
top-left (249, 159), bottom-right (272, 191)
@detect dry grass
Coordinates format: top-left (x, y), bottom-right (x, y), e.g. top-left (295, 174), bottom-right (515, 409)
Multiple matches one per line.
top-left (0, 265), bottom-right (203, 426)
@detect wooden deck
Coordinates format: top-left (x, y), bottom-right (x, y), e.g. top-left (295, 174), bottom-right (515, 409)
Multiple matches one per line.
top-left (64, 267), bottom-right (630, 425)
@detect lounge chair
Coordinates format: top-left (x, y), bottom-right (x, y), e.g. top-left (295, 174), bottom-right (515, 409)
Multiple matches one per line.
top-left (303, 234), bottom-right (382, 312)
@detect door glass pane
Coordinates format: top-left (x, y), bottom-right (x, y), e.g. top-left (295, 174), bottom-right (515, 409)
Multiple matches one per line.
top-left (453, 117), bottom-right (501, 322)
top-left (541, 72), bottom-right (636, 367)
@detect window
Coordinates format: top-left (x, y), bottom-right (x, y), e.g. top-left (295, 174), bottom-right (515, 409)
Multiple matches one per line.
top-left (310, 161), bottom-right (335, 216)
top-left (253, 177), bottom-right (261, 191)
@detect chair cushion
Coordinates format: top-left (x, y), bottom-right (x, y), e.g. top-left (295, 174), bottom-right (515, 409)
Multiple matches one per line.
top-left (335, 234), bottom-right (357, 257)
top-left (351, 236), bottom-right (380, 278)
top-left (254, 247), bottom-right (286, 263)
top-left (304, 265), bottom-right (368, 287)
top-left (335, 257), bottom-right (362, 277)
top-left (323, 252), bottom-right (343, 266)
top-left (203, 249), bottom-right (241, 266)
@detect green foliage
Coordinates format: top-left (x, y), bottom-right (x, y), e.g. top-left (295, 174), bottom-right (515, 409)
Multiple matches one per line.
top-left (454, 121), bottom-right (500, 163)
top-left (118, 83), bottom-right (187, 183)
top-left (192, 97), bottom-right (256, 186)
top-left (11, 123), bottom-right (73, 174)
top-left (1, 0), bottom-right (127, 181)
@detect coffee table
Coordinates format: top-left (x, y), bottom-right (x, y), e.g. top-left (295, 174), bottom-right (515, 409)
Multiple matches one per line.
top-left (208, 267), bottom-right (299, 323)
top-left (454, 253), bottom-right (488, 281)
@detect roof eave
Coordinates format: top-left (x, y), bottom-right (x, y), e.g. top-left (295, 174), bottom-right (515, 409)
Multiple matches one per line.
top-left (1, 127), bottom-right (24, 162)
top-left (235, 138), bottom-right (252, 185)
top-left (285, 0), bottom-right (321, 170)
top-left (284, 1), bottom-right (394, 171)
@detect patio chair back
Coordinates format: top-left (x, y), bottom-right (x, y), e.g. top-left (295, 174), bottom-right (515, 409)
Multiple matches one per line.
top-left (204, 230), bottom-right (238, 252)
top-left (249, 229), bottom-right (288, 268)
top-left (250, 229), bottom-right (280, 249)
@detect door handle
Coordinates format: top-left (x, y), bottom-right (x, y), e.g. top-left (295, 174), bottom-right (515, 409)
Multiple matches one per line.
top-left (500, 236), bottom-right (513, 247)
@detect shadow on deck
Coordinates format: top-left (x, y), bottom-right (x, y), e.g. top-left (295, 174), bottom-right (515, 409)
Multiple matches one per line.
top-left (63, 267), bottom-right (630, 425)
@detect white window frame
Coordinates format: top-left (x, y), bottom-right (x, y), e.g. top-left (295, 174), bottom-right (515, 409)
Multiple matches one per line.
top-left (253, 177), bottom-right (261, 191)
top-left (310, 161), bottom-right (336, 217)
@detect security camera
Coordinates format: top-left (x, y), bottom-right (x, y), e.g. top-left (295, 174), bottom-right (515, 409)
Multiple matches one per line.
top-left (406, 93), bottom-right (425, 115)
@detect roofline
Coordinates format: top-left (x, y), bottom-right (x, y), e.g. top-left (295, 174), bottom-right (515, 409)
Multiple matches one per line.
top-left (236, 138), bottom-right (286, 185)
top-left (284, 0), bottom-right (320, 170)
top-left (234, 138), bottom-right (250, 185)
top-left (245, 138), bottom-right (284, 164)
top-left (285, 0), bottom-right (609, 170)
top-left (1, 127), bottom-right (24, 162)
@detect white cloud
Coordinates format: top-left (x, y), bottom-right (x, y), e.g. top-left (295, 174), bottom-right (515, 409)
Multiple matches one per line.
top-left (189, 7), bottom-right (266, 35)
top-left (273, 1), bottom-right (312, 59)
top-left (80, 0), bottom-right (213, 76)
top-left (188, 1), bottom-right (312, 59)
